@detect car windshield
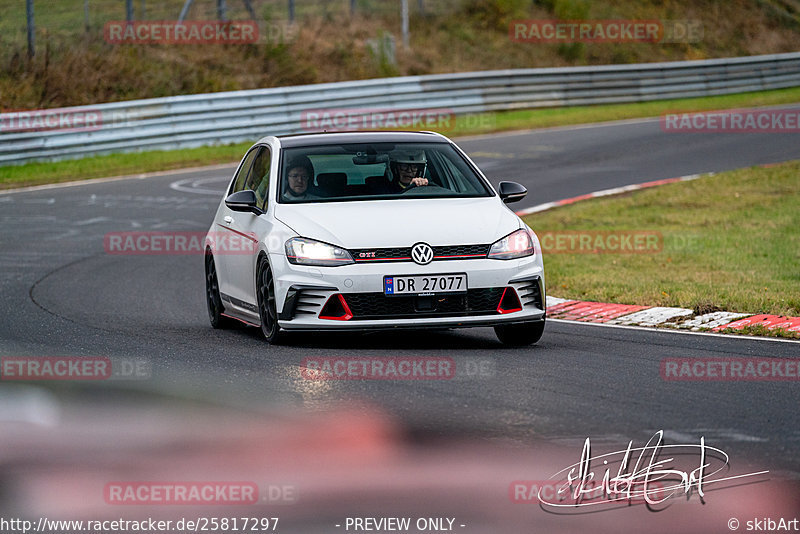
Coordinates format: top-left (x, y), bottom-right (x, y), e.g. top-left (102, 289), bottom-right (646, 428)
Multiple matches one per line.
top-left (278, 142), bottom-right (492, 203)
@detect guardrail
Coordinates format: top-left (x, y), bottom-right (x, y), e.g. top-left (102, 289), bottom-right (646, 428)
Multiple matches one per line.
top-left (2, 52), bottom-right (799, 165)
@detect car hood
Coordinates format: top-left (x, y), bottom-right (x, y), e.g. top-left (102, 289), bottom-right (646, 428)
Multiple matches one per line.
top-left (273, 197), bottom-right (521, 248)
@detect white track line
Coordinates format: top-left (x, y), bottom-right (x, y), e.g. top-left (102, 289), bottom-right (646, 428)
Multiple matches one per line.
top-left (516, 174), bottom-right (704, 217)
top-left (549, 319), bottom-right (800, 344)
top-left (0, 163), bottom-right (236, 195)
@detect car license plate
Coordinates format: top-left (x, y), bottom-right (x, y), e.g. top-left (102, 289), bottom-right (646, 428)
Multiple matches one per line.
top-left (384, 274), bottom-right (467, 296)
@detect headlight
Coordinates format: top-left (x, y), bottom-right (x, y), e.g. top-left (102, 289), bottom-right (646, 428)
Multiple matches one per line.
top-left (285, 237), bottom-right (354, 267)
top-left (488, 229), bottom-right (535, 260)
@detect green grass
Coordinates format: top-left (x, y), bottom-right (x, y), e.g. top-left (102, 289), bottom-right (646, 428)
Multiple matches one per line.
top-left (0, 142), bottom-right (251, 189)
top-left (522, 161), bottom-right (800, 318)
top-left (3, 86), bottom-right (800, 189)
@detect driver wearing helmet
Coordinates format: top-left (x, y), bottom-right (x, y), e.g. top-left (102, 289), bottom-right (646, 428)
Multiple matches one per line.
top-left (384, 149), bottom-right (429, 192)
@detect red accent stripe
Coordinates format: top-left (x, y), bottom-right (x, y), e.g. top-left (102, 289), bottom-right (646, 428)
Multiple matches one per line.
top-left (433, 254), bottom-right (486, 260)
top-left (319, 294), bottom-right (353, 321)
top-left (497, 287), bottom-right (523, 314)
top-left (354, 254), bottom-right (484, 262)
top-left (216, 224), bottom-right (259, 243)
top-left (354, 257), bottom-right (412, 262)
top-left (221, 313), bottom-right (260, 327)
top-left (287, 255), bottom-right (349, 263)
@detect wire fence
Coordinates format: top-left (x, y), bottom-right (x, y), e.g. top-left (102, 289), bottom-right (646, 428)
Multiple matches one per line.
top-left (0, 0), bottom-right (454, 51)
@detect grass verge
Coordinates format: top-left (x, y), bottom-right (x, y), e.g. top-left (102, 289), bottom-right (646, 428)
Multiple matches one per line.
top-left (2, 86), bottom-right (800, 190)
top-left (0, 143), bottom-right (251, 189)
top-left (715, 325), bottom-right (799, 340)
top-left (521, 160), bottom-right (800, 322)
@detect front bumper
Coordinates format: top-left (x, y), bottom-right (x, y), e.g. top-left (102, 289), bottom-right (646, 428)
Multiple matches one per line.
top-left (271, 254), bottom-right (545, 331)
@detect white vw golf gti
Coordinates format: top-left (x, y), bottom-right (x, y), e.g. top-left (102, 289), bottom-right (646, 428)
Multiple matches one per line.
top-left (205, 131), bottom-right (546, 345)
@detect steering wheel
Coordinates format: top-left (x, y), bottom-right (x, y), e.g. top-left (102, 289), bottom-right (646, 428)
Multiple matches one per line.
top-left (400, 183), bottom-right (446, 194)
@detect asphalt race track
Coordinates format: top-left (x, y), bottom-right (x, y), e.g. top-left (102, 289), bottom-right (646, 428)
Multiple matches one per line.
top-left (1, 116), bottom-right (799, 528)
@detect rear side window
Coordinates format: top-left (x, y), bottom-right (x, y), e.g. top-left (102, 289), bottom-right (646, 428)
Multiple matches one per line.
top-left (230, 147), bottom-right (259, 194)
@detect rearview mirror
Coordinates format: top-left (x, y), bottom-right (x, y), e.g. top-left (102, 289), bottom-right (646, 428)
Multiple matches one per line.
top-left (353, 153), bottom-right (389, 165)
top-left (498, 181), bottom-right (527, 204)
top-left (225, 190), bottom-right (259, 213)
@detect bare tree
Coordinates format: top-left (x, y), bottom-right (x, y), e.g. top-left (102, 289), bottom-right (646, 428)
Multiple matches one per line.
top-left (242, 0), bottom-right (257, 20)
top-left (27, 0), bottom-right (35, 57)
top-left (402, 0), bottom-right (409, 50)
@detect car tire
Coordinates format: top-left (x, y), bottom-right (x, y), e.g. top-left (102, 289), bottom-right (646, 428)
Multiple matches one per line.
top-left (205, 251), bottom-right (234, 329)
top-left (494, 319), bottom-right (545, 346)
top-left (256, 255), bottom-right (283, 344)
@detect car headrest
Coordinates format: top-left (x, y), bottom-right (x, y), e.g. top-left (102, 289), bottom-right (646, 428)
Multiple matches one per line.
top-left (316, 173), bottom-right (347, 195)
top-left (365, 175), bottom-right (389, 187)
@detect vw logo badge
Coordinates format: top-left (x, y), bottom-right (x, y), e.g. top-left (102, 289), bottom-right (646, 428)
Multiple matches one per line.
top-left (411, 243), bottom-right (434, 265)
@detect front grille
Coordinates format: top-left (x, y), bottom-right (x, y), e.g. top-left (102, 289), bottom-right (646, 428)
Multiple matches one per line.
top-left (351, 247), bottom-right (411, 262)
top-left (350, 244), bottom-right (489, 263)
top-left (341, 288), bottom-right (504, 320)
top-left (433, 244), bottom-right (491, 258)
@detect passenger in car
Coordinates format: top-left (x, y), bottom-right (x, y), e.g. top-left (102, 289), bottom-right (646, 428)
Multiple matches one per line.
top-left (284, 156), bottom-right (320, 201)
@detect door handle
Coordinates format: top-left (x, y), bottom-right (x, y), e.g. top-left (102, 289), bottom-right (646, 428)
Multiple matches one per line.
top-left (223, 216), bottom-right (233, 224)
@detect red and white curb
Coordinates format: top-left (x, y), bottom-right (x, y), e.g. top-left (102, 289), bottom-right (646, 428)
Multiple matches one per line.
top-left (515, 175), bottom-right (704, 216)
top-left (522, 172), bottom-right (799, 339)
top-left (545, 297), bottom-right (800, 335)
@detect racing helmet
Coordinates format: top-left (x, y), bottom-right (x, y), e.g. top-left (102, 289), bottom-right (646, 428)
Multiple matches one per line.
top-left (388, 149), bottom-right (427, 180)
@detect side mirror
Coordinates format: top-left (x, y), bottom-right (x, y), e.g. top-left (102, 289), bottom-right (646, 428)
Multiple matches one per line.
top-left (498, 181), bottom-right (527, 204)
top-left (225, 190), bottom-right (259, 213)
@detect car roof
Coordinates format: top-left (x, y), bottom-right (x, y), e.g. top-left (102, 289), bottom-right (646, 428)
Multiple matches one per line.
top-left (256, 131), bottom-right (451, 148)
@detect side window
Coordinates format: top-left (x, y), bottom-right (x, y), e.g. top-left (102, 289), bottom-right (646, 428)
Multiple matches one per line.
top-left (429, 151), bottom-right (458, 191)
top-left (248, 147), bottom-right (271, 210)
top-left (231, 148), bottom-right (259, 194)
